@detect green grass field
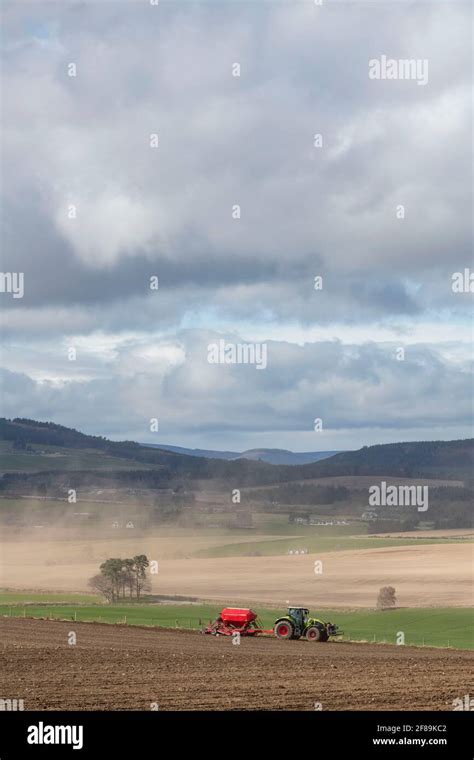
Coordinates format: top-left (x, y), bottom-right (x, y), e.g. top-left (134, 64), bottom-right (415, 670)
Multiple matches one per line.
top-left (0, 441), bottom-right (153, 472)
top-left (1, 593), bottom-right (472, 649)
top-left (194, 534), bottom-right (472, 558)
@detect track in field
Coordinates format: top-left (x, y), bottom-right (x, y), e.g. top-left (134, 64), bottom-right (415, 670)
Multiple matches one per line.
top-left (1, 618), bottom-right (472, 711)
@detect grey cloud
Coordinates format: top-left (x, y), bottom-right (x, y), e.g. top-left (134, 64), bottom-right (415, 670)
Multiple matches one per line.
top-left (1, 1), bottom-right (472, 447)
top-left (0, 334), bottom-right (471, 447)
top-left (1, 0), bottom-right (471, 328)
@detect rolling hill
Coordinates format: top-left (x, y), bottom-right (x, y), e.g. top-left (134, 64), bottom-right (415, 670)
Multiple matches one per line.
top-left (299, 439), bottom-right (474, 482)
top-left (0, 418), bottom-right (472, 485)
top-left (142, 442), bottom-right (341, 465)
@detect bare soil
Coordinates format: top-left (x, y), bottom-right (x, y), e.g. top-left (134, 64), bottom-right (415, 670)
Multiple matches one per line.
top-left (1, 530), bottom-right (472, 607)
top-left (0, 618), bottom-right (471, 711)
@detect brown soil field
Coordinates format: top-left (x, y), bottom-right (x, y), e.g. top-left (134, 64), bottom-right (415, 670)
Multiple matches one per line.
top-left (152, 544), bottom-right (474, 608)
top-left (1, 618), bottom-right (472, 711)
top-left (1, 537), bottom-right (471, 607)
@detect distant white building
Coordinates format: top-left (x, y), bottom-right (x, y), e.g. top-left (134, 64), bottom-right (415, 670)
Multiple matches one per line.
top-left (288, 548), bottom-right (308, 555)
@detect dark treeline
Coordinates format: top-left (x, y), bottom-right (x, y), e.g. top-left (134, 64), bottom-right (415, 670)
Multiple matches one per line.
top-left (1, 418), bottom-right (473, 487)
top-left (302, 440), bottom-right (474, 480)
top-left (251, 483), bottom-right (351, 505)
top-left (0, 469), bottom-right (174, 493)
top-left (0, 418), bottom-right (283, 485)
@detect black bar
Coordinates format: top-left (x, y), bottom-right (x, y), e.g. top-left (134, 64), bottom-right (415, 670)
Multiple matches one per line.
top-left (0, 711), bottom-right (472, 758)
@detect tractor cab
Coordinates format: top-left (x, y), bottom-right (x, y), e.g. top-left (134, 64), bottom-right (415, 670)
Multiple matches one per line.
top-left (288, 607), bottom-right (309, 629)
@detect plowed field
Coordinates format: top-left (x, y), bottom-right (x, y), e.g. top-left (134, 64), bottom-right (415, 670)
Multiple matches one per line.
top-left (1, 618), bottom-right (471, 711)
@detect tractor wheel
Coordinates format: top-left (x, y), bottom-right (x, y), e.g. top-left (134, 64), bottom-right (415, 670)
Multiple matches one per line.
top-left (305, 626), bottom-right (328, 642)
top-left (274, 620), bottom-right (294, 640)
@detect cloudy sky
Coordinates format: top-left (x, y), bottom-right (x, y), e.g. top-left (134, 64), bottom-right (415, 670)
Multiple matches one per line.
top-left (1, 0), bottom-right (472, 451)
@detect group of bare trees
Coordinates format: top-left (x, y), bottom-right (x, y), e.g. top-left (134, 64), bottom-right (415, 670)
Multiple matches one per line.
top-left (89, 555), bottom-right (150, 602)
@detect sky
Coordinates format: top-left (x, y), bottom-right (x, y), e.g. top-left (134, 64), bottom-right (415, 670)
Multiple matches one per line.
top-left (0, 0), bottom-right (472, 451)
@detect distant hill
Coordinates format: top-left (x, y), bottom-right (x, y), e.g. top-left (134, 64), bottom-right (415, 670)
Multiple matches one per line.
top-left (1, 419), bottom-right (471, 531)
top-left (142, 443), bottom-right (341, 466)
top-left (0, 418), bottom-right (472, 485)
top-left (236, 448), bottom-right (341, 465)
top-left (0, 417), bottom-right (277, 485)
top-left (297, 439), bottom-right (474, 482)
top-left (142, 443), bottom-right (238, 460)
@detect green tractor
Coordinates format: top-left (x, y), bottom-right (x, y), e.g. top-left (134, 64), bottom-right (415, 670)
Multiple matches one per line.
top-left (274, 607), bottom-right (341, 642)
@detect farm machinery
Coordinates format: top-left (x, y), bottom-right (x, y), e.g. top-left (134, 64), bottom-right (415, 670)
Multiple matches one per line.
top-left (204, 606), bottom-right (341, 642)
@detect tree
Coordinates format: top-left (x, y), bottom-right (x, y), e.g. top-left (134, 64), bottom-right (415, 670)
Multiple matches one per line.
top-left (376, 586), bottom-right (397, 609)
top-left (93, 555), bottom-right (150, 602)
top-left (123, 558), bottom-right (135, 599)
top-left (132, 555), bottom-right (149, 600)
top-left (100, 558), bottom-right (124, 602)
top-left (88, 573), bottom-right (114, 602)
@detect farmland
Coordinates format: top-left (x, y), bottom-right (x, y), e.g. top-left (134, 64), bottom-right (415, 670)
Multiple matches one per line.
top-left (1, 595), bottom-right (472, 649)
top-left (0, 441), bottom-right (153, 473)
top-left (1, 526), bottom-right (471, 607)
top-left (0, 617), bottom-right (471, 711)
top-left (0, 423), bottom-right (472, 715)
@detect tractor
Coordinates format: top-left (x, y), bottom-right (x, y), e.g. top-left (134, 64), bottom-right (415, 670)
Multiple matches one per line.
top-left (273, 607), bottom-right (340, 641)
top-left (203, 606), bottom-right (341, 642)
